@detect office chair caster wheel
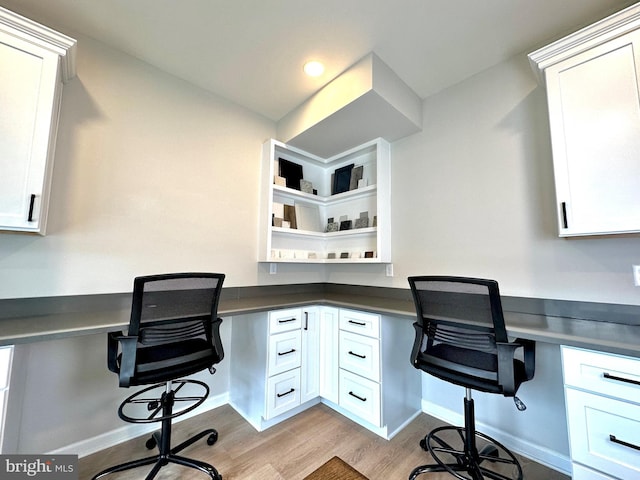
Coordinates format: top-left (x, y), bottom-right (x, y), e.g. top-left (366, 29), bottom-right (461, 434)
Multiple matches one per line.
top-left (207, 430), bottom-right (218, 446)
top-left (419, 438), bottom-right (428, 450)
top-left (145, 436), bottom-right (157, 450)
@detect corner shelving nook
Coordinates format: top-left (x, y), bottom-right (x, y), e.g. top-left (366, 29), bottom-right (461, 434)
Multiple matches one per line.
top-left (258, 138), bottom-right (390, 264)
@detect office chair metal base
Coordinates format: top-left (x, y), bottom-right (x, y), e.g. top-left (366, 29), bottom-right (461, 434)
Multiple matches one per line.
top-left (409, 396), bottom-right (522, 480)
top-left (92, 379), bottom-right (222, 480)
top-left (409, 426), bottom-right (523, 480)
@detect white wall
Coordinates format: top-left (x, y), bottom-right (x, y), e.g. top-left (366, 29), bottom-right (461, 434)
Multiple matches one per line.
top-left (0, 33), bottom-right (327, 300)
top-left (387, 53), bottom-right (640, 306)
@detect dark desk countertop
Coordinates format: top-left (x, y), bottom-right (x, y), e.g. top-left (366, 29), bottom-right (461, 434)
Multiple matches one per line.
top-left (1, 284), bottom-right (639, 358)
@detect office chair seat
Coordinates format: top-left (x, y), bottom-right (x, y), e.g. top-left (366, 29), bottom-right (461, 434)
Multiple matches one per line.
top-left (93, 273), bottom-right (226, 480)
top-left (408, 276), bottom-right (535, 480)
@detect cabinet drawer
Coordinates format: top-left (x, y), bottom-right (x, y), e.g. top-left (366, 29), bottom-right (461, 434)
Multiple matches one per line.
top-left (265, 369), bottom-right (301, 420)
top-left (339, 331), bottom-right (380, 382)
top-left (269, 308), bottom-right (302, 334)
top-left (268, 330), bottom-right (301, 376)
top-left (339, 309), bottom-right (380, 338)
top-left (339, 369), bottom-right (381, 427)
top-left (566, 388), bottom-right (640, 480)
top-left (562, 346), bottom-right (640, 403)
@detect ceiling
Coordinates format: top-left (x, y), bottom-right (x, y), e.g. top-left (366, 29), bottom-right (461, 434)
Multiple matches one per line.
top-left (0, 0), bottom-right (635, 121)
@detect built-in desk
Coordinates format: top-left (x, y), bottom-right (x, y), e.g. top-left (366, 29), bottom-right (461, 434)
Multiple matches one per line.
top-left (1, 283), bottom-right (639, 472)
top-left (1, 283), bottom-right (639, 358)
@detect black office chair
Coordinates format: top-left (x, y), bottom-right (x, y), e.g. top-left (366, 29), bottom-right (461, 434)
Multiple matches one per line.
top-left (92, 272), bottom-right (226, 480)
top-left (407, 276), bottom-right (535, 480)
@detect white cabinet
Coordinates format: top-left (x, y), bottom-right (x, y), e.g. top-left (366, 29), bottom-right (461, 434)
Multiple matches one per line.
top-left (0, 346), bottom-right (13, 453)
top-left (562, 346), bottom-right (640, 480)
top-left (230, 305), bottom-right (421, 439)
top-left (0, 7), bottom-right (76, 234)
top-left (258, 137), bottom-right (391, 263)
top-left (529, 4), bottom-right (640, 237)
top-left (332, 308), bottom-right (422, 439)
top-left (230, 307), bottom-right (321, 430)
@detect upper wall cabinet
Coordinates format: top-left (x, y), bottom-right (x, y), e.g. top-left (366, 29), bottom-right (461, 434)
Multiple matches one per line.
top-left (258, 138), bottom-right (390, 264)
top-left (529, 4), bottom-right (640, 237)
top-left (0, 7), bottom-right (76, 235)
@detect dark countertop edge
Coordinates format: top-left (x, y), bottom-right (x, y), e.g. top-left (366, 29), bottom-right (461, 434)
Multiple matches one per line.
top-left (1, 283), bottom-right (639, 357)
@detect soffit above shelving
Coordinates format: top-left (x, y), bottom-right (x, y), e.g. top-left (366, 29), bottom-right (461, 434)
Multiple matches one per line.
top-left (277, 53), bottom-right (422, 158)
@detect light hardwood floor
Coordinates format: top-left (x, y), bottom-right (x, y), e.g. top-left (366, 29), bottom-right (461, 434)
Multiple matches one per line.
top-left (80, 403), bottom-right (569, 480)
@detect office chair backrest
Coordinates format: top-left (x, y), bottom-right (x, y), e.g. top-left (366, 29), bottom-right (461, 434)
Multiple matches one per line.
top-left (110, 272), bottom-right (226, 387)
top-left (129, 273), bottom-right (224, 346)
top-left (408, 276), bottom-right (515, 394)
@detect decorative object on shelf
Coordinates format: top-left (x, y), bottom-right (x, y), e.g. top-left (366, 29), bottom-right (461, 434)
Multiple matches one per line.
top-left (294, 203), bottom-right (321, 232)
top-left (328, 253), bottom-right (336, 259)
top-left (358, 178), bottom-right (367, 189)
top-left (349, 165), bottom-right (364, 190)
top-left (372, 215), bottom-right (377, 227)
top-left (300, 179), bottom-right (314, 194)
top-left (332, 164), bottom-right (354, 195)
top-left (279, 158), bottom-right (304, 190)
top-left (282, 220), bottom-right (291, 228)
top-left (365, 251), bottom-right (374, 258)
top-left (340, 252), bottom-right (350, 259)
top-left (274, 175), bottom-right (286, 187)
top-left (355, 211), bottom-right (369, 229)
top-left (326, 221), bottom-right (339, 232)
top-left (339, 220), bottom-right (352, 231)
top-left (284, 205), bottom-right (297, 229)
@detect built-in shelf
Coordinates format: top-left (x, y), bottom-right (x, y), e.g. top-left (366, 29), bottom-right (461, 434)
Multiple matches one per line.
top-left (258, 138), bottom-right (390, 264)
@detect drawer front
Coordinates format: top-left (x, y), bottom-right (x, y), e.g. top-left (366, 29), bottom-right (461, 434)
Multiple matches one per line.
top-left (339, 309), bottom-right (380, 338)
top-left (566, 388), bottom-right (640, 480)
top-left (571, 463), bottom-right (615, 480)
top-left (339, 369), bottom-right (381, 427)
top-left (269, 308), bottom-right (302, 334)
top-left (268, 330), bottom-right (301, 376)
top-left (339, 331), bottom-right (380, 382)
top-left (562, 346), bottom-right (640, 403)
top-left (265, 369), bottom-right (301, 420)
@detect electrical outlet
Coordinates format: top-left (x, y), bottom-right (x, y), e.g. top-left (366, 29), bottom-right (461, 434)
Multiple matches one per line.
top-left (633, 265), bottom-right (640, 286)
top-left (385, 263), bottom-right (394, 277)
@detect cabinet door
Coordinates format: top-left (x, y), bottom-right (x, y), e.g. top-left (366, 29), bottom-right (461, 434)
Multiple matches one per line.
top-left (545, 30), bottom-right (640, 236)
top-left (0, 32), bottom-right (61, 234)
top-left (300, 307), bottom-right (320, 403)
top-left (319, 306), bottom-right (339, 403)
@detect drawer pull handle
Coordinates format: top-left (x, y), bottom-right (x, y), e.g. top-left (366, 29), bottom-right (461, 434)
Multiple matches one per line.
top-left (277, 349), bottom-right (296, 356)
top-left (603, 372), bottom-right (640, 386)
top-left (278, 318), bottom-right (296, 324)
top-left (277, 388), bottom-right (295, 398)
top-left (28, 194), bottom-right (36, 222)
top-left (348, 391), bottom-right (367, 402)
top-left (348, 320), bottom-right (366, 326)
top-left (304, 311), bottom-right (308, 331)
top-left (610, 434), bottom-right (640, 452)
top-left (348, 351), bottom-right (366, 359)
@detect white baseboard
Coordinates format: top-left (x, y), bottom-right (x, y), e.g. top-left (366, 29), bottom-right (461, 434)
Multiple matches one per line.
top-left (421, 399), bottom-right (572, 476)
top-left (50, 393), bottom-right (229, 458)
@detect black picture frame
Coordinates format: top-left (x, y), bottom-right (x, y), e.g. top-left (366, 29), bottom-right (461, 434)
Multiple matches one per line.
top-left (332, 164), bottom-right (354, 195)
top-left (279, 158), bottom-right (303, 191)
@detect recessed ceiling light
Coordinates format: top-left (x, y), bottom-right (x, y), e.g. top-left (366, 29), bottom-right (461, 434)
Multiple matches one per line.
top-left (303, 61), bottom-right (324, 77)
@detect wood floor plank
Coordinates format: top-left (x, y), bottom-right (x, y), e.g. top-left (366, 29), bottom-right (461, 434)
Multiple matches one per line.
top-left (79, 403), bottom-right (568, 480)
